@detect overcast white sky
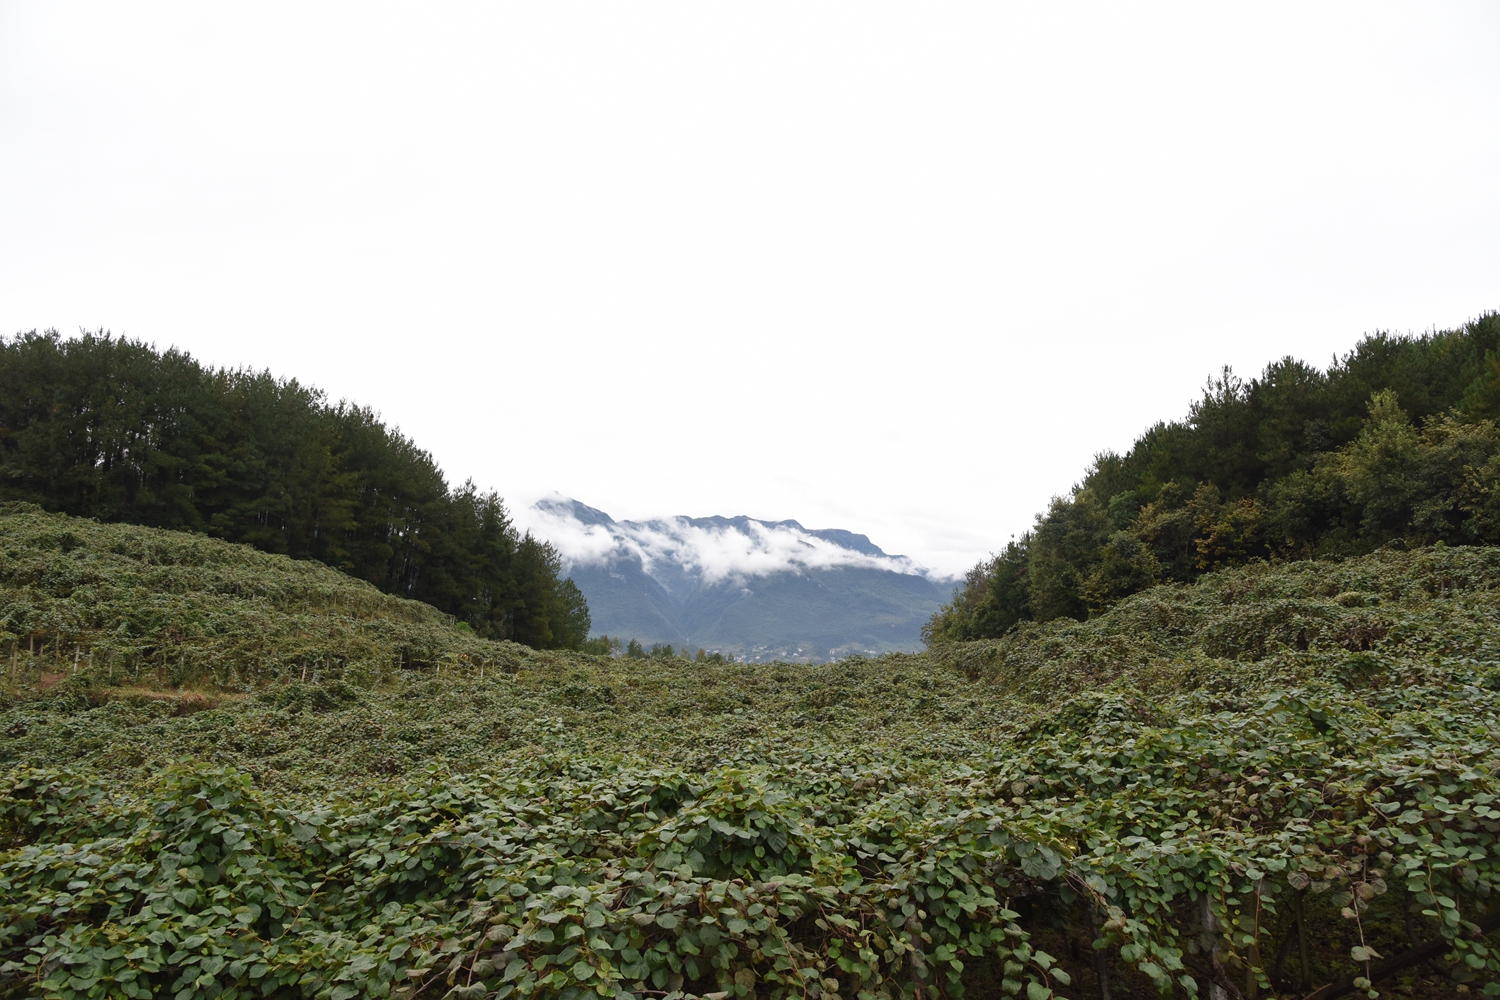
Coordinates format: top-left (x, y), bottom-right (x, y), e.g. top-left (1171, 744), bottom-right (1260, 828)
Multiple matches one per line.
top-left (3, 4), bottom-right (1497, 577)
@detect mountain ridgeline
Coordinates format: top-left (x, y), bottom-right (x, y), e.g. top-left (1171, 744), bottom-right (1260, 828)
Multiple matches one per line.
top-left (537, 497), bottom-right (950, 661)
top-left (927, 311), bottom-right (1500, 643)
top-left (0, 330), bottom-right (588, 648)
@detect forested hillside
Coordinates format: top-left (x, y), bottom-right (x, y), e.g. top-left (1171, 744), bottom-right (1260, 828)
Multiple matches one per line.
top-left (0, 331), bottom-right (587, 648)
top-left (3, 507), bottom-right (1499, 998)
top-left (927, 312), bottom-right (1500, 642)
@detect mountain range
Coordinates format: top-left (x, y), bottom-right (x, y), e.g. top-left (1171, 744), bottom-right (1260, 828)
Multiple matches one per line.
top-left (530, 497), bottom-right (955, 661)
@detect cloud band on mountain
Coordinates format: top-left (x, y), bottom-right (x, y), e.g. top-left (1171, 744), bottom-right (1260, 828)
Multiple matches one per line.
top-left (519, 496), bottom-right (938, 588)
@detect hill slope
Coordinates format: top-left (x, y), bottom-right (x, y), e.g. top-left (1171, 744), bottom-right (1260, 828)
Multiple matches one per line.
top-left (2, 508), bottom-right (1499, 998)
top-left (0, 502), bottom-right (534, 688)
top-left (535, 497), bottom-right (952, 660)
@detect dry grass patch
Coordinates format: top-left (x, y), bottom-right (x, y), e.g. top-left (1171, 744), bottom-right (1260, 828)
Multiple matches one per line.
top-left (92, 685), bottom-right (236, 715)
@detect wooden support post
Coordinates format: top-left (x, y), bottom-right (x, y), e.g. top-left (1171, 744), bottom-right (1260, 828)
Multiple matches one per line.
top-left (1297, 891), bottom-right (1310, 991)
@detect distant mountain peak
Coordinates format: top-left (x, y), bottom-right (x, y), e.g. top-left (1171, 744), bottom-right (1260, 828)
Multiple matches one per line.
top-left (522, 496), bottom-right (949, 662)
top-left (534, 494), bottom-right (616, 527)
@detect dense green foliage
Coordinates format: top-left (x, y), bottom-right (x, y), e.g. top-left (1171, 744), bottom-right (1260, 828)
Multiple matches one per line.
top-left (0, 504), bottom-right (538, 687)
top-left (3, 510), bottom-right (1499, 999)
top-left (926, 313), bottom-right (1500, 642)
top-left (0, 332), bottom-right (587, 648)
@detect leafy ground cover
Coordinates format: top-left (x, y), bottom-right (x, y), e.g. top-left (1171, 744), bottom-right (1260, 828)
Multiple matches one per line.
top-left (2, 508), bottom-right (1500, 999)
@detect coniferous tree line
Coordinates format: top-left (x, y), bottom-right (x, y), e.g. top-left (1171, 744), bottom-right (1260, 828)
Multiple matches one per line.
top-left (0, 330), bottom-right (589, 648)
top-left (926, 311), bottom-right (1500, 643)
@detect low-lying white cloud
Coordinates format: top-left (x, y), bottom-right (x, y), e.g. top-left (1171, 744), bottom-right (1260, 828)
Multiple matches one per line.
top-left (515, 495), bottom-right (949, 588)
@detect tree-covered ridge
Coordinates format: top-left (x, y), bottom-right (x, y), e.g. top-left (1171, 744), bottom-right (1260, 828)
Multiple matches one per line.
top-left (3, 511), bottom-right (1500, 997)
top-left (926, 312), bottom-right (1500, 643)
top-left (0, 333), bottom-right (587, 648)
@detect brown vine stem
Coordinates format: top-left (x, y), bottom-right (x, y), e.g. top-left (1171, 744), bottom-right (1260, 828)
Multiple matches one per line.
top-left (1351, 858), bottom-right (1371, 991)
top-left (1247, 876), bottom-right (1265, 999)
top-left (281, 879), bottom-right (329, 937)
